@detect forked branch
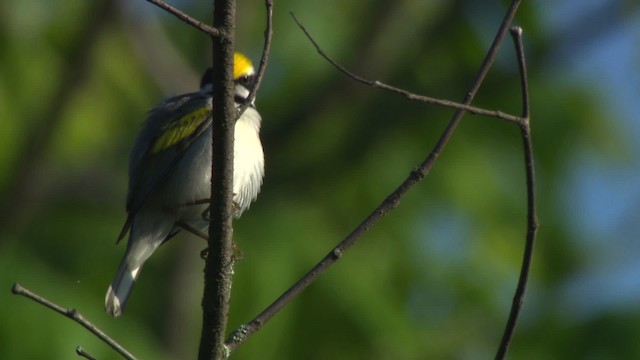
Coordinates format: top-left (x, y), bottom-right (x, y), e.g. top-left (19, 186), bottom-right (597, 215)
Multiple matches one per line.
top-left (226, 0), bottom-right (525, 353)
top-left (11, 283), bottom-right (137, 360)
top-left (494, 26), bottom-right (538, 360)
top-left (289, 12), bottom-right (525, 126)
top-left (12, 1), bottom-right (534, 359)
top-left (197, 0), bottom-right (273, 358)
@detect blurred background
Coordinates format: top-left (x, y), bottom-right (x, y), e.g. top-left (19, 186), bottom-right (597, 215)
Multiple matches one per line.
top-left (1, 0), bottom-right (638, 359)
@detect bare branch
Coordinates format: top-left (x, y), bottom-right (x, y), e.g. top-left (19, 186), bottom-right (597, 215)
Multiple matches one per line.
top-left (145, 0), bottom-right (221, 37)
top-left (289, 12), bottom-right (524, 125)
top-left (225, 0), bottom-right (524, 352)
top-left (237, 0), bottom-right (273, 117)
top-left (511, 27), bottom-right (531, 121)
top-left (198, 0), bottom-right (236, 358)
top-left (11, 283), bottom-right (137, 360)
top-left (494, 26), bottom-right (538, 360)
top-left (76, 346), bottom-right (97, 360)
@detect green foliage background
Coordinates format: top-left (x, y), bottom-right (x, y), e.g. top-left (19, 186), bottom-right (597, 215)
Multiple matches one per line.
top-left (1, 0), bottom-right (638, 359)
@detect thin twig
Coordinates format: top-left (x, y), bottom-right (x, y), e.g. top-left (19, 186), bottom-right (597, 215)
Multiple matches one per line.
top-left (494, 26), bottom-right (538, 360)
top-left (289, 12), bottom-right (524, 125)
top-left (512, 27), bottom-right (531, 121)
top-left (225, 0), bottom-right (523, 352)
top-left (237, 0), bottom-right (273, 118)
top-left (145, 0), bottom-right (221, 37)
top-left (76, 346), bottom-right (97, 360)
top-left (11, 283), bottom-right (137, 360)
top-left (263, 1), bottom-right (401, 152)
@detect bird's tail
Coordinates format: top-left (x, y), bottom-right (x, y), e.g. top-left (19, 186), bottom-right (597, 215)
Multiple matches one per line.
top-left (105, 257), bottom-right (144, 317)
top-left (106, 212), bottom-right (175, 316)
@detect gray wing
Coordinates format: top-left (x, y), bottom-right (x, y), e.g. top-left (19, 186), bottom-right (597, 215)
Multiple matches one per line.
top-left (117, 92), bottom-right (212, 242)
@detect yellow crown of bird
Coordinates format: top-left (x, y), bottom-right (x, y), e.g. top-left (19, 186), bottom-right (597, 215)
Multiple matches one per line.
top-left (234, 52), bottom-right (254, 79)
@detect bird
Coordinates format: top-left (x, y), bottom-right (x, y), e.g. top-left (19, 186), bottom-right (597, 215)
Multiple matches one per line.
top-left (105, 53), bottom-right (264, 317)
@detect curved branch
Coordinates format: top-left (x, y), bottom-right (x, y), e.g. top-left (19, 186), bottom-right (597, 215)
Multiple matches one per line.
top-left (494, 26), bottom-right (538, 360)
top-left (11, 283), bottom-right (136, 360)
top-left (290, 12), bottom-right (524, 125)
top-left (237, 0), bottom-right (273, 118)
top-left (226, 0), bottom-right (524, 352)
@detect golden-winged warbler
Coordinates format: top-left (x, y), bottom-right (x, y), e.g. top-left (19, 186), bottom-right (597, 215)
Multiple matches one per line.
top-left (105, 53), bottom-right (264, 317)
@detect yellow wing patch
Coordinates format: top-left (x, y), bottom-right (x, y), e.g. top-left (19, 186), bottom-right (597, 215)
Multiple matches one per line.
top-left (234, 53), bottom-right (254, 80)
top-left (150, 53), bottom-right (250, 154)
top-left (151, 106), bottom-right (210, 154)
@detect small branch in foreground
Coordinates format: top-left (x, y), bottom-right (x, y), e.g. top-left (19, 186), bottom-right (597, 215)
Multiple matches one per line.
top-left (494, 26), bottom-right (538, 360)
top-left (237, 0), bottom-right (273, 118)
top-left (225, 0), bottom-right (523, 352)
top-left (289, 12), bottom-right (524, 125)
top-left (145, 0), bottom-right (221, 37)
top-left (76, 346), bottom-right (97, 360)
top-left (11, 283), bottom-right (137, 360)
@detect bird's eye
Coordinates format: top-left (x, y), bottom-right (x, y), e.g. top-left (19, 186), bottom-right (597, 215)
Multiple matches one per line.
top-left (238, 74), bottom-right (254, 88)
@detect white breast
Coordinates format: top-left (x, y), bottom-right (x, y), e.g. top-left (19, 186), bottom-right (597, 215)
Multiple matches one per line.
top-left (232, 107), bottom-right (264, 216)
top-left (157, 106), bottom-right (264, 223)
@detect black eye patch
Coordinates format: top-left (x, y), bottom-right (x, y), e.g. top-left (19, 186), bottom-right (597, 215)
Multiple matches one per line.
top-left (237, 74), bottom-right (255, 88)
